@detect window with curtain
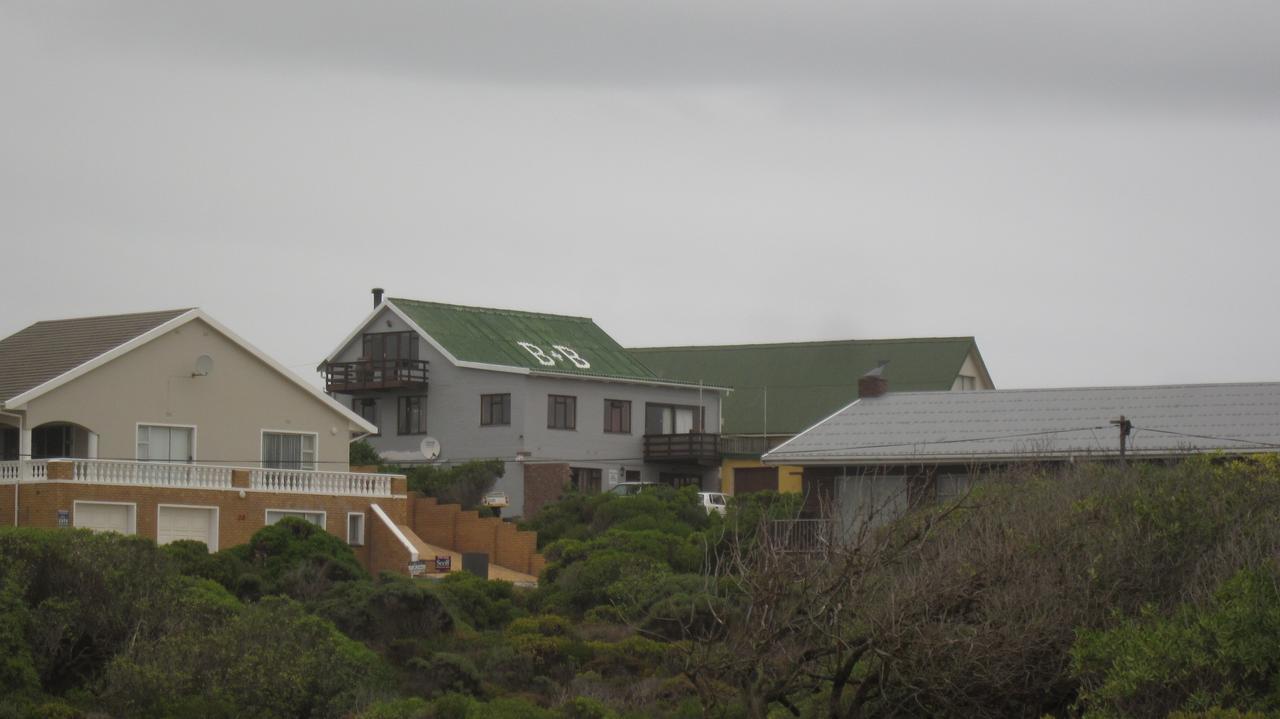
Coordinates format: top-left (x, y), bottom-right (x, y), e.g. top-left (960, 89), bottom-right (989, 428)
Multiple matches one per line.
top-left (604, 399), bottom-right (631, 433)
top-left (265, 509), bottom-right (325, 527)
top-left (262, 432), bottom-right (317, 470)
top-left (644, 403), bottom-right (703, 434)
top-left (137, 425), bottom-right (194, 463)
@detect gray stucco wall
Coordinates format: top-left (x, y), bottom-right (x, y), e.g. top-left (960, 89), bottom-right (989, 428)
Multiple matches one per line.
top-left (330, 306), bottom-right (723, 516)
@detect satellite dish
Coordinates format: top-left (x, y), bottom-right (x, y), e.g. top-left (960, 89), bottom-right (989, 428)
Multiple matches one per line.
top-left (419, 436), bottom-right (441, 461)
top-left (192, 355), bottom-right (214, 377)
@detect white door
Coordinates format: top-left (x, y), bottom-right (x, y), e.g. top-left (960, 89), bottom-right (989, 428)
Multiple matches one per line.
top-left (74, 502), bottom-right (133, 534)
top-left (157, 506), bottom-right (217, 550)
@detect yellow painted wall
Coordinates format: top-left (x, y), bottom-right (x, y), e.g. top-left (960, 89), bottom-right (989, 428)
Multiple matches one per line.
top-left (722, 458), bottom-right (803, 494)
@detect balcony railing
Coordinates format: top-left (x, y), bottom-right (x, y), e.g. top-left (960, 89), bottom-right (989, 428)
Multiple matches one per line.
top-left (250, 468), bottom-right (390, 497)
top-left (643, 432), bottom-right (720, 464)
top-left (324, 358), bottom-right (429, 393)
top-left (764, 519), bottom-right (838, 554)
top-left (72, 459), bottom-right (234, 489)
top-left (2, 459), bottom-right (398, 498)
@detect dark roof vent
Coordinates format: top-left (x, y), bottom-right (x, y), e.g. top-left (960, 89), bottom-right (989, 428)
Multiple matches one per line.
top-left (858, 360), bottom-right (889, 398)
top-left (372, 288), bottom-right (385, 307)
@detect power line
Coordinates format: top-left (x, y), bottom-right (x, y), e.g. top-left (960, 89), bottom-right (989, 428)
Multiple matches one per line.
top-left (1129, 426), bottom-right (1280, 450)
top-left (760, 425), bottom-right (1112, 456)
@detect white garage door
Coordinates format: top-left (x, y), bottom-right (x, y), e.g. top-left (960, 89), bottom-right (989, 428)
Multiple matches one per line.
top-left (74, 502), bottom-right (134, 534)
top-left (157, 506), bottom-right (217, 550)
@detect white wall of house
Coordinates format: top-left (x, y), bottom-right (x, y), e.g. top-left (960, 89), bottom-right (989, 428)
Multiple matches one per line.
top-left (950, 350), bottom-right (994, 391)
top-left (17, 318), bottom-right (360, 469)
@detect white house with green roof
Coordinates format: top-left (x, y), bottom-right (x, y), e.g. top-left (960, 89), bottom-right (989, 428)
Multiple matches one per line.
top-left (320, 290), bottom-right (727, 518)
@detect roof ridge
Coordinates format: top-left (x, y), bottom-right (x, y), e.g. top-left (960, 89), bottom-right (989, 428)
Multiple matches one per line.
top-left (388, 297), bottom-right (594, 323)
top-left (630, 337), bottom-right (976, 352)
top-left (878, 381), bottom-right (1280, 396)
top-left (26, 308), bottom-right (195, 328)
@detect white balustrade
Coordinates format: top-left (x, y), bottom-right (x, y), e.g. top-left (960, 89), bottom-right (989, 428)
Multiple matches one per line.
top-left (69, 459), bottom-right (234, 489)
top-left (249, 468), bottom-right (391, 497)
top-left (0, 460), bottom-right (47, 481)
top-left (5, 457), bottom-right (393, 497)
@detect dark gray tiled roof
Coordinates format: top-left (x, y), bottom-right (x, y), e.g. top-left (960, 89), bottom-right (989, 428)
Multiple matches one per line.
top-left (0, 309), bottom-right (192, 404)
top-left (765, 383), bottom-right (1280, 464)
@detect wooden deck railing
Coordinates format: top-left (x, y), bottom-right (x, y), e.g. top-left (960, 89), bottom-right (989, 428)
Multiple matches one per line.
top-left (643, 432), bottom-right (720, 464)
top-left (323, 358), bottom-right (429, 393)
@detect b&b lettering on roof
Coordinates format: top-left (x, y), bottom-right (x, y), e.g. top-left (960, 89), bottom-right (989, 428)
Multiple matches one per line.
top-left (517, 342), bottom-right (591, 370)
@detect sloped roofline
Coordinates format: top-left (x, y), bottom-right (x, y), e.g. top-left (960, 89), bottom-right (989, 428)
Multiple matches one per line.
top-left (761, 380), bottom-right (1280, 465)
top-left (4, 309), bottom-right (378, 434)
top-left (629, 336), bottom-right (980, 352)
top-left (322, 300), bottom-right (730, 392)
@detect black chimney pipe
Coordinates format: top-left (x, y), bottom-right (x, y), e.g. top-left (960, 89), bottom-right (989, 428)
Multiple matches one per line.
top-left (372, 287), bottom-right (384, 307)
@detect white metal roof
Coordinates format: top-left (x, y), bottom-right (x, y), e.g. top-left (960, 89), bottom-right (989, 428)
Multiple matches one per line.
top-left (763, 382), bottom-right (1280, 465)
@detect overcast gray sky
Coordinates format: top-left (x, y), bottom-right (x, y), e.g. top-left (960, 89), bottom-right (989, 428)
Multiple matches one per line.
top-left (2, 1), bottom-right (1278, 389)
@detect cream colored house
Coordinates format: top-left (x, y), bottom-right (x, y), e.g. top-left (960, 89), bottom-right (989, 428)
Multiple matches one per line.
top-left (0, 308), bottom-right (546, 582)
top-left (0, 308), bottom-right (376, 467)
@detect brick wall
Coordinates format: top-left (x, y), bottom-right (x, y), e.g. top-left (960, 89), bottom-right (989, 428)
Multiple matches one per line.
top-left (367, 509), bottom-right (415, 577)
top-left (521, 462), bottom-right (571, 520)
top-left (1, 477), bottom-right (412, 574)
top-left (408, 493), bottom-right (545, 576)
top-left (411, 496), bottom-right (458, 548)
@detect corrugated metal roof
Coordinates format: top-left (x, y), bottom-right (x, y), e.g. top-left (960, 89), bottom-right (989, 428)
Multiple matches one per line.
top-left (390, 298), bottom-right (660, 382)
top-left (0, 309), bottom-right (191, 404)
top-left (764, 382), bottom-right (1280, 464)
top-left (630, 338), bottom-right (982, 435)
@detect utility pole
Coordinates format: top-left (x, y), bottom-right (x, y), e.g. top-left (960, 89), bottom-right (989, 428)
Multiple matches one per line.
top-left (1110, 415), bottom-right (1133, 466)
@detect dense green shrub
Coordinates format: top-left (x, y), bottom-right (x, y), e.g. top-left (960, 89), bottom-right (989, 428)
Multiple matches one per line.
top-left (224, 517), bottom-right (368, 600)
top-left (1073, 568), bottom-right (1280, 718)
top-left (351, 439), bottom-right (384, 467)
top-left (311, 574), bottom-right (455, 645)
top-left (432, 571), bottom-right (523, 630)
top-left (402, 460), bottom-right (504, 509)
top-left (100, 595), bottom-right (390, 719)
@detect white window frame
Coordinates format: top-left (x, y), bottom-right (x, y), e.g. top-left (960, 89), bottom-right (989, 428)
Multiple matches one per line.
top-left (156, 503), bottom-right (220, 551)
top-left (72, 500), bottom-right (138, 535)
top-left (259, 429), bottom-right (319, 471)
top-left (347, 512), bottom-right (365, 546)
top-left (135, 422), bottom-right (198, 462)
top-left (265, 508), bottom-right (328, 529)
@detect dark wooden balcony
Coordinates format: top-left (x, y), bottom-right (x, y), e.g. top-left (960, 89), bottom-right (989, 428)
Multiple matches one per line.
top-left (324, 358), bottom-right (429, 393)
top-left (643, 432), bottom-right (720, 465)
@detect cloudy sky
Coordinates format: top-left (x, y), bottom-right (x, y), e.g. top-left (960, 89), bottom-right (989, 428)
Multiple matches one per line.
top-left (2, 1), bottom-right (1278, 389)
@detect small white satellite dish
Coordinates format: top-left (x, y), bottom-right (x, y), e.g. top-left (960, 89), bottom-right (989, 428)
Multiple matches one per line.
top-left (192, 355), bottom-right (214, 377)
top-left (419, 436), bottom-right (441, 461)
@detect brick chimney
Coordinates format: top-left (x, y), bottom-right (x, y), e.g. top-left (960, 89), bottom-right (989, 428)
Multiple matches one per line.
top-left (858, 361), bottom-right (889, 398)
top-left (372, 287), bottom-right (385, 307)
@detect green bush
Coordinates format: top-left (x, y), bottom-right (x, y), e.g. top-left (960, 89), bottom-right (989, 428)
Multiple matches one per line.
top-left (222, 517), bottom-right (367, 601)
top-left (402, 460), bottom-right (504, 509)
top-left (405, 652), bottom-right (483, 698)
top-left (1073, 568), bottom-right (1280, 718)
top-left (351, 440), bottom-right (384, 467)
top-left (433, 571), bottom-right (523, 631)
top-left (100, 595), bottom-right (391, 719)
top-left (312, 574), bottom-right (454, 645)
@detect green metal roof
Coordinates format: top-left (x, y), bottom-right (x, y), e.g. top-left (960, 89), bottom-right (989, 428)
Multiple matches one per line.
top-left (630, 338), bottom-right (985, 435)
top-left (390, 298), bottom-right (660, 382)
